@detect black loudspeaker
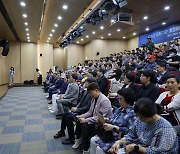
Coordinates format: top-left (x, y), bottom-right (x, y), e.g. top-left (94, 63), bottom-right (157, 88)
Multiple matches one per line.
top-left (0, 39), bottom-right (9, 56)
top-left (96, 52), bottom-right (100, 56)
top-left (40, 53), bottom-right (42, 57)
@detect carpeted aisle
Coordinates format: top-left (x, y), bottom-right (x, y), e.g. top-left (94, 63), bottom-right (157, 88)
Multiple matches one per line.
top-left (0, 87), bottom-right (81, 154)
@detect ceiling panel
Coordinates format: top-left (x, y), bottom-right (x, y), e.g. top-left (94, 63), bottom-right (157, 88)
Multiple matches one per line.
top-left (0, 12), bottom-right (15, 40)
top-left (2, 0), bottom-right (44, 43)
top-left (40, 0), bottom-right (93, 44)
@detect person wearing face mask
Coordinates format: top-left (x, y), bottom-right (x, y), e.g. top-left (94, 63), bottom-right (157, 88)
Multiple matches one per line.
top-left (166, 49), bottom-right (180, 71)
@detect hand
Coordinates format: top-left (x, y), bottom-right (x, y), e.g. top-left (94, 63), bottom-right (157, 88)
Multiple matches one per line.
top-left (57, 89), bottom-right (60, 93)
top-left (104, 117), bottom-right (109, 123)
top-left (125, 144), bottom-right (136, 153)
top-left (78, 117), bottom-right (87, 123)
top-left (71, 107), bottom-right (77, 112)
top-left (103, 123), bottom-right (114, 131)
top-left (108, 140), bottom-right (120, 154)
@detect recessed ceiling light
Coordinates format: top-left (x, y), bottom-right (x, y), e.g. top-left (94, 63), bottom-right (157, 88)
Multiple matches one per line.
top-left (54, 23), bottom-right (58, 27)
top-left (47, 41), bottom-right (49, 43)
top-left (77, 41), bottom-right (79, 44)
top-left (86, 35), bottom-right (89, 38)
top-left (62, 5), bottom-right (68, 10)
top-left (143, 16), bottom-right (148, 20)
top-left (108, 33), bottom-right (111, 36)
top-left (25, 28), bottom-right (29, 31)
top-left (28, 40), bottom-right (30, 42)
top-left (52, 29), bottom-right (55, 32)
top-left (123, 36), bottom-right (126, 39)
top-left (100, 26), bottom-right (104, 30)
top-left (92, 31), bottom-right (96, 34)
top-left (20, 2), bottom-right (26, 7)
top-left (58, 16), bottom-right (62, 20)
top-left (146, 27), bottom-right (150, 31)
top-left (48, 37), bottom-right (50, 40)
top-left (22, 14), bottom-right (27, 18)
top-left (50, 34), bottom-right (53, 37)
top-left (81, 38), bottom-right (84, 41)
top-left (101, 37), bottom-right (104, 39)
top-left (164, 6), bottom-right (170, 10)
top-left (27, 37), bottom-right (30, 39)
top-left (26, 33), bottom-right (29, 36)
top-left (133, 32), bottom-right (136, 36)
top-left (117, 29), bottom-right (121, 32)
top-left (162, 22), bottom-right (166, 25)
top-left (24, 22), bottom-right (28, 26)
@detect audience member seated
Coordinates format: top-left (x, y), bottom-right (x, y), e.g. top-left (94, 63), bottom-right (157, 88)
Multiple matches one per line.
top-left (136, 70), bottom-right (160, 102)
top-left (166, 49), bottom-right (180, 71)
top-left (155, 75), bottom-right (180, 126)
top-left (90, 88), bottom-right (137, 154)
top-left (108, 62), bottom-right (122, 81)
top-left (155, 49), bottom-right (166, 63)
top-left (56, 73), bottom-right (79, 118)
top-left (97, 69), bottom-right (108, 96)
top-left (122, 71), bottom-right (137, 94)
top-left (109, 98), bottom-right (179, 154)
top-left (48, 77), bottom-right (69, 113)
top-left (135, 55), bottom-right (145, 71)
top-left (104, 63), bottom-right (114, 77)
top-left (53, 77), bottom-right (96, 146)
top-left (155, 62), bottom-right (170, 86)
top-left (76, 83), bottom-right (113, 154)
top-left (143, 55), bottom-right (157, 71)
top-left (46, 73), bottom-right (64, 99)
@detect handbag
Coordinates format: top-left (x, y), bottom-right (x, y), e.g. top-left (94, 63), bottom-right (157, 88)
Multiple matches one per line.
top-left (96, 124), bottom-right (115, 143)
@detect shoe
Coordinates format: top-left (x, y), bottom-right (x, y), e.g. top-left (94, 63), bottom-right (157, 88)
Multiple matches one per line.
top-left (49, 110), bottom-right (55, 113)
top-left (48, 107), bottom-right (52, 110)
top-left (72, 139), bottom-right (81, 149)
top-left (48, 105), bottom-right (52, 108)
top-left (82, 150), bottom-right (89, 154)
top-left (54, 131), bottom-right (65, 139)
top-left (46, 95), bottom-right (49, 98)
top-left (56, 115), bottom-right (62, 120)
top-left (48, 101), bottom-right (52, 104)
top-left (62, 138), bottom-right (74, 145)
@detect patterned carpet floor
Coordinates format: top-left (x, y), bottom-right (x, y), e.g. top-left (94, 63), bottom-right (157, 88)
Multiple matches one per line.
top-left (0, 87), bottom-right (81, 154)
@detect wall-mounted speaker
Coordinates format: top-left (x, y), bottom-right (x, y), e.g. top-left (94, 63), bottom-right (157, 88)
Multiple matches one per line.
top-left (96, 52), bottom-right (100, 56)
top-left (40, 53), bottom-right (42, 57)
top-left (0, 39), bottom-right (9, 56)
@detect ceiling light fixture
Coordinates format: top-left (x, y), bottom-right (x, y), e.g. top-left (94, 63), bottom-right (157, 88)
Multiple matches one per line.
top-left (92, 31), bottom-right (96, 34)
top-left (101, 37), bottom-right (104, 39)
top-left (86, 35), bottom-right (89, 38)
top-left (62, 5), bottom-right (68, 10)
top-left (123, 36), bottom-right (126, 39)
top-left (146, 27), bottom-right (150, 31)
top-left (27, 37), bottom-right (30, 39)
top-left (117, 29), bottom-right (121, 32)
top-left (164, 6), bottom-right (170, 10)
top-left (77, 41), bottom-right (79, 44)
top-left (22, 14), bottom-right (27, 18)
top-left (25, 28), bottom-right (29, 31)
top-left (81, 38), bottom-right (84, 41)
top-left (26, 33), bottom-right (29, 36)
top-left (28, 40), bottom-right (30, 42)
top-left (162, 22), bottom-right (166, 25)
top-left (54, 23), bottom-right (58, 27)
top-left (133, 32), bottom-right (136, 36)
top-left (108, 33), bottom-right (111, 36)
top-left (100, 26), bottom-right (104, 30)
top-left (58, 16), bottom-right (62, 20)
top-left (47, 41), bottom-right (49, 43)
top-left (20, 2), bottom-right (26, 7)
top-left (48, 37), bottom-right (50, 40)
top-left (52, 29), bottom-right (55, 32)
top-left (24, 22), bottom-right (28, 26)
top-left (143, 16), bottom-right (148, 20)
top-left (50, 34), bottom-right (53, 37)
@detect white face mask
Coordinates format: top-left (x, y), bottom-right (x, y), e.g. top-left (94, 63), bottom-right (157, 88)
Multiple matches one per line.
top-left (169, 53), bottom-right (175, 57)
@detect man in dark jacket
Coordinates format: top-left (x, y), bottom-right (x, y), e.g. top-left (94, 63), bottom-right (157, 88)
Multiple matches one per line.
top-left (97, 69), bottom-right (108, 96)
top-left (54, 77), bottom-right (96, 145)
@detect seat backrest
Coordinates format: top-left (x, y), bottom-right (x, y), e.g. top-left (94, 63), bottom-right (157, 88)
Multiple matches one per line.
top-left (159, 87), bottom-right (167, 94)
